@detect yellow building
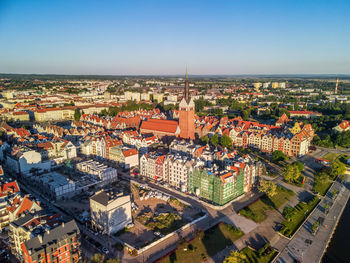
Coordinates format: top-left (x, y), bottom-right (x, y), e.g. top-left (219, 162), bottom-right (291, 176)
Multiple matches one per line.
top-left (153, 93), bottom-right (164, 102)
top-left (2, 91), bottom-right (14, 99)
top-left (253, 82), bottom-right (262, 91)
top-left (271, 82), bottom-right (279, 89)
top-left (141, 93), bottom-right (150, 101)
top-left (34, 107), bottom-right (75, 122)
top-left (7, 111), bottom-right (30, 122)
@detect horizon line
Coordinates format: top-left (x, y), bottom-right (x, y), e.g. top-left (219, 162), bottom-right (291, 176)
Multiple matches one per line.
top-left (1, 72), bottom-right (350, 77)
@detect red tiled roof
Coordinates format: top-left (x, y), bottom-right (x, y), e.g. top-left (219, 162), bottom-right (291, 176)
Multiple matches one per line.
top-left (140, 119), bottom-right (178, 134)
top-left (338, 120), bottom-right (350, 130)
top-left (0, 181), bottom-right (20, 197)
top-left (12, 111), bottom-right (28, 115)
top-left (37, 142), bottom-right (54, 150)
top-left (16, 196), bottom-right (34, 217)
top-left (123, 148), bottom-right (138, 157)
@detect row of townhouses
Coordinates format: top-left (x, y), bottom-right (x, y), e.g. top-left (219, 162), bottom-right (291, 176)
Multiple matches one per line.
top-left (140, 141), bottom-right (263, 205)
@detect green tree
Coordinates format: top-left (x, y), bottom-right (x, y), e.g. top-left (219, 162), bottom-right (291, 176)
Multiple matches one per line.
top-left (106, 259), bottom-right (120, 263)
top-left (271, 150), bottom-right (288, 162)
top-left (258, 180), bottom-right (278, 197)
top-left (211, 134), bottom-right (219, 146)
top-left (200, 135), bottom-right (209, 145)
top-left (330, 159), bottom-right (346, 177)
top-left (283, 164), bottom-right (301, 183)
top-left (91, 254), bottom-right (104, 263)
top-left (241, 110), bottom-right (249, 120)
top-left (99, 109), bottom-right (108, 116)
top-left (293, 161), bottom-right (304, 172)
top-left (74, 108), bottom-right (81, 121)
top-left (220, 134), bottom-right (233, 148)
top-left (224, 250), bottom-right (247, 263)
top-left (283, 206), bottom-right (295, 221)
top-left (316, 172), bottom-right (329, 184)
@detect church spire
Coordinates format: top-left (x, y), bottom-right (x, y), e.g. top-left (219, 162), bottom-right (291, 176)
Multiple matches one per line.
top-left (185, 66), bottom-right (189, 102)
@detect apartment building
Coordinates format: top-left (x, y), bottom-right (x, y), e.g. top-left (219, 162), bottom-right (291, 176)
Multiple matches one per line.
top-left (140, 152), bottom-right (166, 181)
top-left (32, 172), bottom-right (76, 200)
top-left (164, 154), bottom-right (193, 192)
top-left (21, 220), bottom-right (81, 263)
top-left (33, 107), bottom-right (75, 122)
top-left (9, 211), bottom-right (63, 258)
top-left (0, 180), bottom-right (21, 231)
top-left (76, 160), bottom-right (118, 184)
top-left (189, 159), bottom-right (262, 205)
top-left (228, 117), bottom-right (315, 157)
top-left (90, 189), bottom-right (132, 234)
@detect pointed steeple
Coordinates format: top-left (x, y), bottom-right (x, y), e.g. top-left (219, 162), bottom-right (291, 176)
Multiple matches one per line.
top-left (185, 66), bottom-right (189, 103)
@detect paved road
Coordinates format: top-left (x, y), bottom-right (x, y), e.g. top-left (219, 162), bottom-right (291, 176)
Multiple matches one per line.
top-left (276, 177), bottom-right (350, 263)
top-left (315, 146), bottom-right (350, 155)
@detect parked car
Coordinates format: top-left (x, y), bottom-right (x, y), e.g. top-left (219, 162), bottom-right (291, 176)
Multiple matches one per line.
top-left (102, 247), bottom-right (109, 254)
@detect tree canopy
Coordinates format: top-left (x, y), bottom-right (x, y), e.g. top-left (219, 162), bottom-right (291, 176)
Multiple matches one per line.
top-left (258, 180), bottom-right (278, 197)
top-left (211, 134), bottom-right (219, 146)
top-left (200, 135), bottom-right (209, 145)
top-left (74, 108), bottom-right (81, 121)
top-left (330, 159), bottom-right (346, 177)
top-left (224, 250), bottom-right (247, 263)
top-left (293, 161), bottom-right (304, 172)
top-left (283, 164), bottom-right (301, 183)
top-left (220, 134), bottom-right (233, 148)
top-left (271, 150), bottom-right (288, 162)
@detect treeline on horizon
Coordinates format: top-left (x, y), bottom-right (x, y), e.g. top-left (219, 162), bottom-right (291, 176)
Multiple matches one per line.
top-left (1, 73), bottom-right (350, 81)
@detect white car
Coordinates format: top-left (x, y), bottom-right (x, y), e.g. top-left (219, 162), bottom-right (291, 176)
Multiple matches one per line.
top-left (102, 247), bottom-right (109, 254)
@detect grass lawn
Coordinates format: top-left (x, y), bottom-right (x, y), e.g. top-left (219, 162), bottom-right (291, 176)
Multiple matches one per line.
top-left (323, 152), bottom-right (350, 162)
top-left (157, 223), bottom-right (243, 263)
top-left (241, 247), bottom-right (278, 263)
top-left (280, 196), bottom-right (320, 238)
top-left (323, 152), bottom-right (339, 162)
top-left (239, 186), bottom-right (294, 223)
top-left (312, 178), bottom-right (332, 196)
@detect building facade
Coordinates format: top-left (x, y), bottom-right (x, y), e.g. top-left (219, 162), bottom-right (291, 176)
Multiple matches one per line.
top-left (21, 220), bottom-right (81, 263)
top-left (90, 190), bottom-right (132, 235)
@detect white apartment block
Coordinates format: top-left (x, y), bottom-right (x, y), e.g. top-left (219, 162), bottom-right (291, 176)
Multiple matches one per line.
top-left (164, 155), bottom-right (192, 192)
top-left (90, 190), bottom-right (132, 235)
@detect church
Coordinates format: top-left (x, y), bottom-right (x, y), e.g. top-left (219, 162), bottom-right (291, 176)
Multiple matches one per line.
top-left (178, 69), bottom-right (195, 140)
top-left (140, 70), bottom-right (195, 140)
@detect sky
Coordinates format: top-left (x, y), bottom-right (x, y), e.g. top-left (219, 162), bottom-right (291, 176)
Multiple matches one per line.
top-left (0, 0), bottom-right (350, 75)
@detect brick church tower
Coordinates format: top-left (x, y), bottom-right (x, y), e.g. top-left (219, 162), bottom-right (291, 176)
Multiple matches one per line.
top-left (179, 69), bottom-right (195, 140)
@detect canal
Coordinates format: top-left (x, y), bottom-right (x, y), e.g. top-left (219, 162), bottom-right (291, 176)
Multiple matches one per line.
top-left (322, 198), bottom-right (350, 263)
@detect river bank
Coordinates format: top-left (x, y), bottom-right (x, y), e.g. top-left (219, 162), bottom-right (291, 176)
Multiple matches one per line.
top-left (322, 198), bottom-right (350, 263)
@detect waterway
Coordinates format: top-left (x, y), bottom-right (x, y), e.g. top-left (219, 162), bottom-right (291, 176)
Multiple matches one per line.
top-left (322, 198), bottom-right (350, 263)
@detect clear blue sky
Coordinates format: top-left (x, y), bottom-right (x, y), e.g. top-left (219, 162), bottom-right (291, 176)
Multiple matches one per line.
top-left (0, 0), bottom-right (349, 75)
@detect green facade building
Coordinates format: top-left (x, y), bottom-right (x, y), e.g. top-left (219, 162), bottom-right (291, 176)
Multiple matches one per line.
top-left (189, 167), bottom-right (245, 205)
